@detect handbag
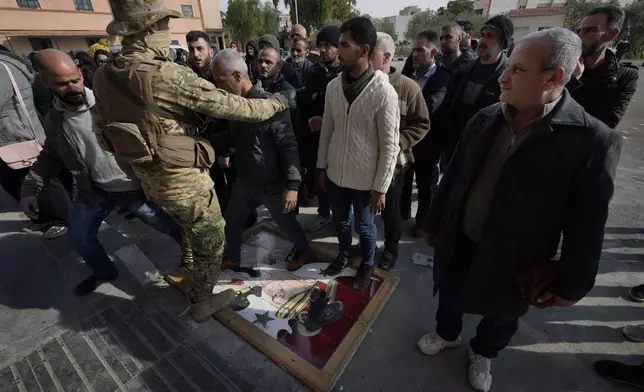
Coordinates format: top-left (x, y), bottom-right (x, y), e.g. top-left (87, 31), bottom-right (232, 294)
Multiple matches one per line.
top-left (0, 61), bottom-right (43, 169)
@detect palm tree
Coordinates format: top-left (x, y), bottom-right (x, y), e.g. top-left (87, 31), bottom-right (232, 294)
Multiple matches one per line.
top-left (399, 40), bottom-right (410, 52)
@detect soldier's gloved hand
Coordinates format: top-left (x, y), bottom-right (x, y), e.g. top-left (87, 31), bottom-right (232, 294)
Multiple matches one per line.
top-left (271, 93), bottom-right (290, 112)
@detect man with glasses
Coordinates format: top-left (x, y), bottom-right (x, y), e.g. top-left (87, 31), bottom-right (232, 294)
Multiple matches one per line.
top-left (569, 4), bottom-right (639, 128)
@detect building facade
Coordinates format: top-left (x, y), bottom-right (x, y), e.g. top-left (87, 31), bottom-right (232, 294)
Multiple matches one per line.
top-left (0, 0), bottom-right (214, 55)
top-left (383, 6), bottom-right (421, 42)
top-left (473, 0), bottom-right (567, 39)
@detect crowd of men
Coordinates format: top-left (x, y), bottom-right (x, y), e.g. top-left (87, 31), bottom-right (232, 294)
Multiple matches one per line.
top-left (0, 0), bottom-right (642, 389)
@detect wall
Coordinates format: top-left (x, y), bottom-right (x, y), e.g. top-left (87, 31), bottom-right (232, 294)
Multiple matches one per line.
top-left (200, 0), bottom-right (222, 29)
top-left (511, 13), bottom-right (566, 36)
top-left (53, 37), bottom-right (90, 52)
top-left (473, 0), bottom-right (490, 16)
top-left (383, 15), bottom-right (412, 41)
top-left (489, 0), bottom-right (519, 16)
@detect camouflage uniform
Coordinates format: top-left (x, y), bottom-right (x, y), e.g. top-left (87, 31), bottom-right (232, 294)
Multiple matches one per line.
top-left (94, 0), bottom-right (288, 305)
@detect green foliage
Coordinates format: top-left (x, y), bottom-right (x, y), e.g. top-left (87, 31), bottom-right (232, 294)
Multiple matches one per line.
top-left (405, 9), bottom-right (486, 41)
top-left (372, 18), bottom-right (398, 42)
top-left (438, 0), bottom-right (475, 16)
top-left (284, 0), bottom-right (359, 31)
top-left (563, 0), bottom-right (604, 29)
top-left (227, 0), bottom-right (279, 47)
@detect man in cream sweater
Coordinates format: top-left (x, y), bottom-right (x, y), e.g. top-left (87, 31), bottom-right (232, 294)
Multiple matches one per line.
top-left (317, 17), bottom-right (400, 291)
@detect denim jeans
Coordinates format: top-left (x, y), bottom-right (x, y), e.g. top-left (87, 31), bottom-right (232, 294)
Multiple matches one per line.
top-left (224, 180), bottom-right (308, 262)
top-left (68, 188), bottom-right (181, 278)
top-left (327, 180), bottom-right (377, 266)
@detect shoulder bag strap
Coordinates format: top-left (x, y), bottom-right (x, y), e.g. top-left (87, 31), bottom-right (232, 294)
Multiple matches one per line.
top-left (0, 61), bottom-right (39, 142)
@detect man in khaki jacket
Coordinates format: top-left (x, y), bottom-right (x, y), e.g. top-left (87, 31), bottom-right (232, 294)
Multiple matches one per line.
top-left (370, 32), bottom-right (431, 270)
top-left (93, 0), bottom-right (288, 322)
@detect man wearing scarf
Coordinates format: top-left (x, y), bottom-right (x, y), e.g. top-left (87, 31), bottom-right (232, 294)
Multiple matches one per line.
top-left (317, 17), bottom-right (400, 291)
top-left (93, 0), bottom-right (288, 323)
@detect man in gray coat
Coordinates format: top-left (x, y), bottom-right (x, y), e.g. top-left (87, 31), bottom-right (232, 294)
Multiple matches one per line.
top-left (420, 28), bottom-right (621, 392)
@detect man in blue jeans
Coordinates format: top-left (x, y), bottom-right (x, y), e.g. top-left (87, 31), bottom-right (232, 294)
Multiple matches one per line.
top-left (210, 49), bottom-right (310, 272)
top-left (20, 50), bottom-right (181, 296)
top-left (316, 18), bottom-right (400, 290)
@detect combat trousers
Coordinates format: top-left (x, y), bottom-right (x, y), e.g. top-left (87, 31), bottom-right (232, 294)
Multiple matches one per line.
top-left (161, 188), bottom-right (226, 303)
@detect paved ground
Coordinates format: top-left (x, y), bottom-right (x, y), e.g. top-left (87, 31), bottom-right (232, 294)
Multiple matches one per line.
top-left (0, 68), bottom-right (643, 392)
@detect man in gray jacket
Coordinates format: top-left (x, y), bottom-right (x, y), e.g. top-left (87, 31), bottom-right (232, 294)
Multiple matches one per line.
top-left (0, 48), bottom-right (70, 238)
top-left (20, 49), bottom-right (181, 296)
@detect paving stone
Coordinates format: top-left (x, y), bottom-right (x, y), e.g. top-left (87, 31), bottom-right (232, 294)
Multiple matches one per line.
top-left (84, 327), bottom-right (132, 385)
top-left (122, 377), bottom-right (151, 392)
top-left (0, 366), bottom-right (18, 392)
top-left (90, 316), bottom-right (140, 377)
top-left (154, 358), bottom-right (198, 392)
top-left (41, 340), bottom-right (85, 392)
top-left (126, 309), bottom-right (174, 355)
top-left (13, 358), bottom-right (41, 392)
top-left (187, 341), bottom-right (255, 392)
top-left (100, 308), bottom-right (157, 368)
top-left (169, 345), bottom-right (231, 391)
top-left (140, 368), bottom-right (172, 392)
top-left (27, 352), bottom-right (55, 392)
top-left (61, 331), bottom-right (118, 392)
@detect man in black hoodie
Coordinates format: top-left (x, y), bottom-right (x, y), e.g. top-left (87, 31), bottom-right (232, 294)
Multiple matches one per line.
top-left (258, 34), bottom-right (302, 88)
top-left (298, 25), bottom-right (342, 233)
top-left (211, 49), bottom-right (310, 272)
top-left (245, 40), bottom-right (259, 82)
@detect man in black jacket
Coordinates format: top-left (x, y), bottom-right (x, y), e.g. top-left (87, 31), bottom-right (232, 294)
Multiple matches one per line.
top-left (569, 4), bottom-right (639, 129)
top-left (444, 15), bottom-right (512, 161)
top-left (401, 30), bottom-right (454, 237)
top-left (420, 28), bottom-right (621, 392)
top-left (257, 34), bottom-right (302, 89)
top-left (211, 49), bottom-right (310, 272)
top-left (298, 24), bottom-right (341, 233)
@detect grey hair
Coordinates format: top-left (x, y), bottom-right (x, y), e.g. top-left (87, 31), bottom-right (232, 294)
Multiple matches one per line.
top-left (259, 47), bottom-right (282, 63)
top-left (376, 32), bottom-right (396, 57)
top-left (517, 27), bottom-right (582, 85)
top-left (211, 48), bottom-right (248, 77)
top-left (441, 23), bottom-right (464, 39)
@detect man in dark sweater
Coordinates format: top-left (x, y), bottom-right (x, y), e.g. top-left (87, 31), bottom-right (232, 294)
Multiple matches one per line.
top-left (211, 49), bottom-right (310, 272)
top-left (258, 34), bottom-right (302, 89)
top-left (298, 25), bottom-right (342, 233)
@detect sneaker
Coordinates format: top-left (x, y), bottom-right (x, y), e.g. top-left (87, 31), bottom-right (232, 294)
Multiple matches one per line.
top-left (323, 256), bottom-right (347, 276)
top-left (417, 332), bottom-right (461, 356)
top-left (623, 324), bottom-right (644, 342)
top-left (468, 346), bottom-right (492, 392)
top-left (191, 289), bottom-right (236, 323)
top-left (353, 262), bottom-right (374, 291)
top-left (20, 222), bottom-right (47, 233)
top-left (286, 247), bottom-right (307, 272)
top-left (43, 225), bottom-right (68, 240)
top-left (221, 260), bottom-right (241, 270)
top-left (74, 273), bottom-right (119, 297)
top-left (305, 215), bottom-right (332, 233)
top-left (594, 359), bottom-right (644, 389)
top-left (629, 283), bottom-right (644, 303)
top-left (379, 250), bottom-right (397, 272)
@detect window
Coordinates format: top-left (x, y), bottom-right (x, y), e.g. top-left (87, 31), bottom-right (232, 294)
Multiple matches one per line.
top-left (73, 0), bottom-right (93, 11)
top-left (181, 4), bottom-right (193, 17)
top-left (171, 40), bottom-right (180, 45)
top-left (474, 8), bottom-right (483, 15)
top-left (16, 0), bottom-right (40, 8)
top-left (29, 38), bottom-right (53, 51)
top-left (518, 5), bottom-right (526, 9)
top-left (86, 38), bottom-right (100, 47)
top-left (538, 26), bottom-right (552, 31)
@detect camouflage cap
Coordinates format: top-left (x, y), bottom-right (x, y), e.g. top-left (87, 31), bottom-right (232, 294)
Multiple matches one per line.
top-left (106, 0), bottom-right (181, 36)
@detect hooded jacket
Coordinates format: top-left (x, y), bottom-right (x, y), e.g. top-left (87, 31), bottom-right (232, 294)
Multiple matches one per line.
top-left (0, 52), bottom-right (46, 147)
top-left (245, 40), bottom-right (259, 82)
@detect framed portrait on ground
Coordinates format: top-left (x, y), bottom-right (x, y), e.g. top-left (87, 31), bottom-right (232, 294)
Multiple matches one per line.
top-left (165, 221), bottom-right (399, 392)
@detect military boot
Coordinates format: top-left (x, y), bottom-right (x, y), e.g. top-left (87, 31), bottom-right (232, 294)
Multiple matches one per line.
top-left (191, 289), bottom-right (236, 323)
top-left (303, 287), bottom-right (344, 332)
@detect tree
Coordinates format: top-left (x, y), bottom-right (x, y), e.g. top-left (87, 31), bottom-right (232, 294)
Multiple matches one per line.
top-left (227, 0), bottom-right (279, 47)
top-left (438, 0), bottom-right (474, 16)
top-left (284, 0), bottom-right (359, 31)
top-left (397, 40), bottom-right (410, 52)
top-left (564, 0), bottom-right (604, 29)
top-left (372, 18), bottom-right (398, 41)
top-left (623, 0), bottom-right (644, 58)
top-left (405, 8), bottom-right (486, 41)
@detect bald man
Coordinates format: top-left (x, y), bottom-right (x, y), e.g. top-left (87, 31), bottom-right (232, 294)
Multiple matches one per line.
top-left (289, 24), bottom-right (320, 63)
top-left (20, 49), bottom-right (182, 296)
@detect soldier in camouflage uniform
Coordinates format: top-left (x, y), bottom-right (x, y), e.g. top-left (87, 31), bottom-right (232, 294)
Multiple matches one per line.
top-left (93, 0), bottom-right (289, 322)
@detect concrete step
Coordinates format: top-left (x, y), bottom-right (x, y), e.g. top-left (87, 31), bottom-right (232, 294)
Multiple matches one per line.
top-left (0, 295), bottom-right (251, 392)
